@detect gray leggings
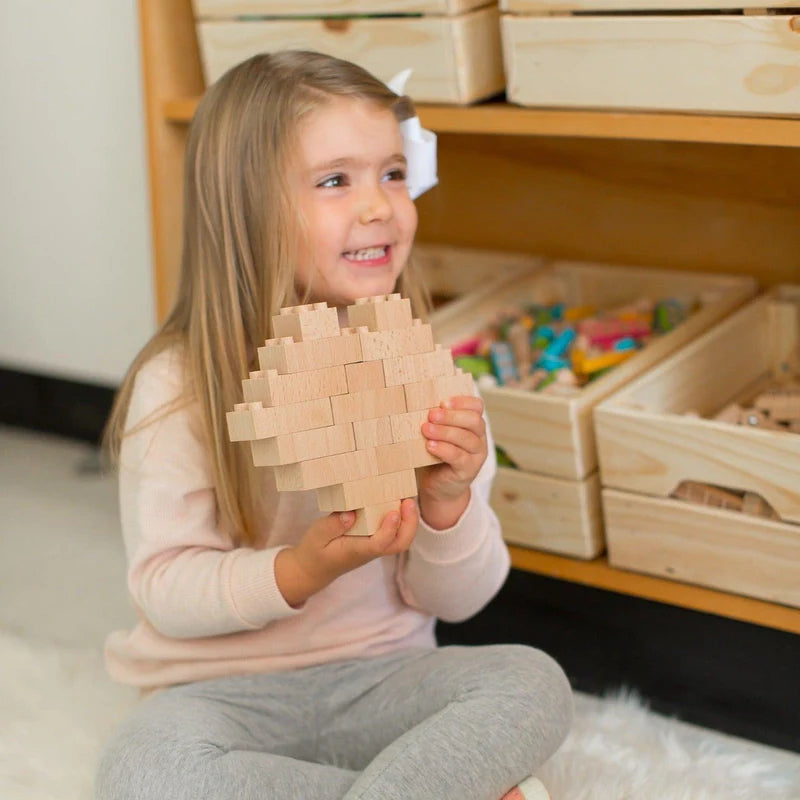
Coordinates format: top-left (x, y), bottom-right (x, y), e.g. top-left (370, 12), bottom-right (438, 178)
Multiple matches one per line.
top-left (95, 644), bottom-right (572, 800)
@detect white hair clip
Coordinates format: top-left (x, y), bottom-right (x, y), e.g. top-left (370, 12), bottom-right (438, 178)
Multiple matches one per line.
top-left (387, 69), bottom-right (438, 200)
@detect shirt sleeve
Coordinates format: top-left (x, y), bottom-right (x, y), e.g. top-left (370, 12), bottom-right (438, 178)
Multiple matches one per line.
top-left (394, 413), bottom-right (511, 623)
top-left (118, 351), bottom-right (301, 639)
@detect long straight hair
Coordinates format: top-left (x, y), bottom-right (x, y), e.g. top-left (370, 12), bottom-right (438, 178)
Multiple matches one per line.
top-left (104, 51), bottom-right (431, 545)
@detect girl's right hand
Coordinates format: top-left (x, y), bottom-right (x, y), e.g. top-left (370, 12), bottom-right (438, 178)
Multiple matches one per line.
top-left (275, 498), bottom-right (418, 608)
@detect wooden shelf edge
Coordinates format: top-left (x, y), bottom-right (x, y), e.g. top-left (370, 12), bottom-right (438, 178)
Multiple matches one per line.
top-left (163, 97), bottom-right (800, 147)
top-left (508, 546), bottom-right (800, 635)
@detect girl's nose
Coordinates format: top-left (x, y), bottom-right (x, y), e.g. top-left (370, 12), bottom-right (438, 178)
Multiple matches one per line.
top-left (359, 183), bottom-right (393, 224)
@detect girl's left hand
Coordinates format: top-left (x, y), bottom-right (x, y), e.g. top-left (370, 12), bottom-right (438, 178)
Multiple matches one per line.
top-left (416, 395), bottom-right (488, 529)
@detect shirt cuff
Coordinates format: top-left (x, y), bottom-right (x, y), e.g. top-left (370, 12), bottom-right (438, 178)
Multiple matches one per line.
top-left (228, 546), bottom-right (302, 629)
top-left (413, 491), bottom-right (487, 565)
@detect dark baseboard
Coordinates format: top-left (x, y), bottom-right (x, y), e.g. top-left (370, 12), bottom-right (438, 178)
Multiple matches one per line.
top-left (3, 368), bottom-right (798, 753)
top-left (437, 569), bottom-right (800, 754)
top-left (0, 366), bottom-right (116, 444)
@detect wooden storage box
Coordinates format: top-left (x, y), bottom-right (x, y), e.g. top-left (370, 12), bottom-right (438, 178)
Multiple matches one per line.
top-left (595, 288), bottom-right (800, 607)
top-left (192, 1), bottom-right (505, 104)
top-left (500, 0), bottom-right (800, 116)
top-left (429, 245), bottom-right (755, 481)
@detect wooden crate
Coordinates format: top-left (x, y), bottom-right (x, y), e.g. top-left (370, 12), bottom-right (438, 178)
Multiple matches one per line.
top-left (595, 288), bottom-right (800, 606)
top-left (491, 466), bottom-right (603, 558)
top-left (501, 7), bottom-right (800, 117)
top-left (192, 2), bottom-right (505, 104)
top-left (429, 245), bottom-right (756, 481)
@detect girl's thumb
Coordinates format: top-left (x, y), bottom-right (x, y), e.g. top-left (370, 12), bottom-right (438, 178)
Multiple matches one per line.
top-left (337, 511), bottom-right (355, 530)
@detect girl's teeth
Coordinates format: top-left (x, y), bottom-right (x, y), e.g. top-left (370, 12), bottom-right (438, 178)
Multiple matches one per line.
top-left (345, 246), bottom-right (387, 261)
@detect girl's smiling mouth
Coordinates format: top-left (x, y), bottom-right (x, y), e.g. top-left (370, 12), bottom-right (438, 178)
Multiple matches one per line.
top-left (342, 245), bottom-right (391, 265)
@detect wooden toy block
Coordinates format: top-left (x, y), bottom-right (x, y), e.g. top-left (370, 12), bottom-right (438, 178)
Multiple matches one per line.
top-left (272, 301), bottom-right (340, 342)
top-left (671, 480), bottom-right (743, 512)
top-left (742, 491), bottom-right (779, 520)
top-left (347, 501), bottom-right (403, 537)
top-left (249, 423), bottom-right (355, 467)
top-left (274, 448), bottom-right (378, 492)
top-left (404, 370), bottom-right (475, 412)
top-left (258, 333), bottom-right (362, 375)
top-left (375, 438), bottom-right (441, 474)
top-left (242, 365), bottom-right (348, 407)
top-left (347, 294), bottom-right (413, 332)
top-left (382, 345), bottom-right (455, 387)
top-left (317, 469), bottom-right (418, 512)
top-left (226, 398), bottom-right (333, 441)
top-left (713, 402), bottom-right (744, 424)
top-left (346, 321), bottom-right (435, 362)
top-left (345, 360), bottom-right (386, 393)
top-left (331, 385), bottom-right (407, 424)
top-left (754, 389), bottom-right (800, 423)
top-left (767, 299), bottom-right (800, 376)
top-left (739, 408), bottom-right (783, 431)
top-left (389, 409), bottom-right (430, 443)
top-left (353, 417), bottom-right (394, 450)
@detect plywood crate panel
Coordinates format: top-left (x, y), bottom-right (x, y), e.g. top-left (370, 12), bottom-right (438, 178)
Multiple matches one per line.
top-left (596, 287), bottom-right (800, 520)
top-left (501, 13), bottom-right (800, 116)
top-left (491, 466), bottom-right (603, 558)
top-left (595, 288), bottom-right (800, 605)
top-left (602, 490), bottom-right (800, 607)
top-left (430, 246), bottom-right (755, 481)
top-left (193, 4), bottom-right (505, 104)
top-left (196, 1), bottom-right (489, 14)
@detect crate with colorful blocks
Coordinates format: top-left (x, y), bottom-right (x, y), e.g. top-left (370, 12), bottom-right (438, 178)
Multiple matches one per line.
top-left (595, 286), bottom-right (800, 608)
top-left (500, 0), bottom-right (800, 116)
top-left (428, 244), bottom-right (755, 559)
top-left (192, 0), bottom-right (505, 104)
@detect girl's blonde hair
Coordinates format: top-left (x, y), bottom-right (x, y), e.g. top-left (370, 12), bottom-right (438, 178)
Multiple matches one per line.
top-left (104, 51), bottom-right (431, 545)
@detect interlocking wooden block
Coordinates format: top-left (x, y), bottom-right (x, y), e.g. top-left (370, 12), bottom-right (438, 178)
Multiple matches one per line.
top-left (274, 448), bottom-right (378, 492)
top-left (345, 360), bottom-right (386, 393)
top-left (713, 402), bottom-right (743, 424)
top-left (227, 398), bottom-right (333, 441)
top-left (375, 438), bottom-right (440, 474)
top-left (272, 302), bottom-right (340, 342)
top-left (382, 345), bottom-right (455, 387)
top-left (258, 332), bottom-right (362, 375)
top-left (250, 423), bottom-right (355, 467)
top-left (331, 385), bottom-right (407, 424)
top-left (346, 293), bottom-right (413, 332)
top-left (349, 501), bottom-right (403, 537)
top-left (390, 409), bottom-right (431, 443)
top-left (316, 469), bottom-right (418, 512)
top-left (404, 370), bottom-right (475, 412)
top-left (345, 320), bottom-right (434, 362)
top-left (243, 365), bottom-right (348, 406)
top-left (353, 417), bottom-right (394, 450)
top-left (754, 389), bottom-right (800, 423)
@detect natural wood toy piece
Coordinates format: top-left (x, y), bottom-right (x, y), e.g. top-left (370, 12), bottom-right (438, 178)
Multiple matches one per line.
top-left (227, 294), bottom-right (475, 536)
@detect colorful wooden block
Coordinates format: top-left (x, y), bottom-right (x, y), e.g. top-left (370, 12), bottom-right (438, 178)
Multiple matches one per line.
top-left (249, 423), bottom-right (355, 467)
top-left (272, 301), bottom-right (340, 342)
top-left (347, 293), bottom-right (413, 332)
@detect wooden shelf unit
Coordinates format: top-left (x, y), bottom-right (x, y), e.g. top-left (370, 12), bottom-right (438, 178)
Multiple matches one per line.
top-left (139, 0), bottom-right (800, 634)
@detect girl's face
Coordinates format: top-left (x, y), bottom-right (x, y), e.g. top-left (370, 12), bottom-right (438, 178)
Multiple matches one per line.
top-left (292, 96), bottom-right (418, 307)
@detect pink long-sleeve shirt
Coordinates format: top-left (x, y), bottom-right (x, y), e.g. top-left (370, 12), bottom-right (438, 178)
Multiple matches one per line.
top-left (104, 348), bottom-right (510, 689)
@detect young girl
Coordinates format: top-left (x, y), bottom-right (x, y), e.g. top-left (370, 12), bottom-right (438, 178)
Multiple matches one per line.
top-left (96, 50), bottom-right (572, 800)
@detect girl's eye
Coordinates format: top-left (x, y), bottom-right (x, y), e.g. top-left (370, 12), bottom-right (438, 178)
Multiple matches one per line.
top-left (383, 167), bottom-right (407, 183)
top-left (318, 174), bottom-right (347, 188)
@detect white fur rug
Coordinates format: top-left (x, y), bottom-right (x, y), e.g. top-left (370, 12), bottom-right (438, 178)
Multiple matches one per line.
top-left (1, 630), bottom-right (798, 800)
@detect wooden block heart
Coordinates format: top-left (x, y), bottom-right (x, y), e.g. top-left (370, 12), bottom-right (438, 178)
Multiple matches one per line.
top-left (227, 294), bottom-right (475, 535)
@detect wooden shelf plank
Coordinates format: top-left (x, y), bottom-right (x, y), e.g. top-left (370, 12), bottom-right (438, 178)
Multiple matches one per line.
top-left (163, 97), bottom-right (800, 147)
top-left (508, 546), bottom-right (800, 635)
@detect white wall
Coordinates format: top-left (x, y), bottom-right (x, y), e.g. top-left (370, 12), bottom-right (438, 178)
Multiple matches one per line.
top-left (0, 1), bottom-right (156, 386)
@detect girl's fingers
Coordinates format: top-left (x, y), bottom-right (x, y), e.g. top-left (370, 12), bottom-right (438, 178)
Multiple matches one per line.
top-left (424, 423), bottom-right (484, 455)
top-left (426, 407), bottom-right (485, 438)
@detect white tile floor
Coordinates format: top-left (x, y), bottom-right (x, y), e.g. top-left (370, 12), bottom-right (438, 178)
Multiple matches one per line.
top-left (2, 423), bottom-right (799, 799)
